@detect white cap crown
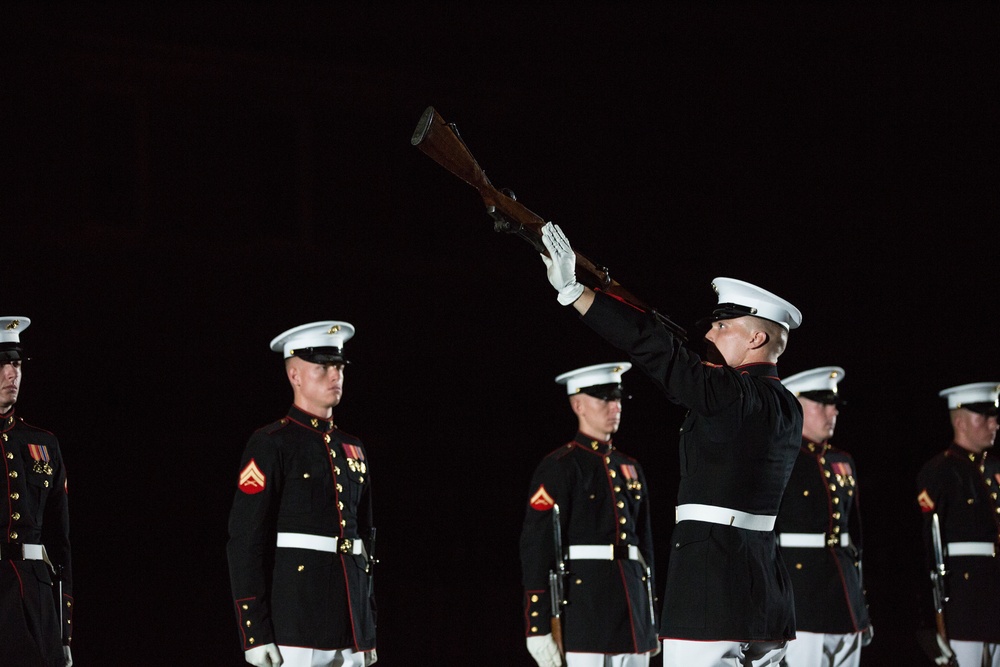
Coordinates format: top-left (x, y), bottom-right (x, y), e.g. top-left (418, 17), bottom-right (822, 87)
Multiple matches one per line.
top-left (555, 362), bottom-right (632, 395)
top-left (939, 382), bottom-right (1000, 411)
top-left (710, 277), bottom-right (802, 330)
top-left (270, 321), bottom-right (355, 361)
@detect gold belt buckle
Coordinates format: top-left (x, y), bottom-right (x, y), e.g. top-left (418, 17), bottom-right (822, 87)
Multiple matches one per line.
top-left (339, 538), bottom-right (353, 554)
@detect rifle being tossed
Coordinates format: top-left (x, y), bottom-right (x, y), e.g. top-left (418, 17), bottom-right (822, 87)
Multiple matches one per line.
top-left (411, 106), bottom-right (687, 340)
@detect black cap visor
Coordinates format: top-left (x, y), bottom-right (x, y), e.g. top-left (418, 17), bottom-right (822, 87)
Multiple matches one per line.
top-left (292, 347), bottom-right (347, 365)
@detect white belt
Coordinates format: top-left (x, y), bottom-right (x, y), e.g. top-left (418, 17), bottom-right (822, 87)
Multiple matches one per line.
top-left (276, 532), bottom-right (365, 556)
top-left (947, 541), bottom-right (996, 557)
top-left (778, 533), bottom-right (850, 548)
top-left (675, 504), bottom-right (776, 532)
top-left (0, 542), bottom-right (48, 562)
top-left (568, 544), bottom-right (641, 561)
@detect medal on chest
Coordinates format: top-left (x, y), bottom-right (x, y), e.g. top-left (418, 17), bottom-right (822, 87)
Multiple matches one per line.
top-left (28, 443), bottom-right (54, 476)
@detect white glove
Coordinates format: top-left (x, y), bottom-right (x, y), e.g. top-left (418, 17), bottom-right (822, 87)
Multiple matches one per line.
top-left (364, 648), bottom-right (378, 665)
top-left (63, 646), bottom-right (73, 667)
top-left (540, 222), bottom-right (584, 306)
top-left (245, 643), bottom-right (283, 667)
top-left (526, 633), bottom-right (562, 667)
top-left (934, 633), bottom-right (954, 665)
top-left (861, 624), bottom-right (874, 647)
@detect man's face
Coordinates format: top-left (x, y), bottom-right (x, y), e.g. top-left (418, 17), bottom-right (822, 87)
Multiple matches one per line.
top-left (799, 396), bottom-right (838, 444)
top-left (0, 360), bottom-right (22, 412)
top-left (703, 317), bottom-right (750, 366)
top-left (959, 410), bottom-right (999, 452)
top-left (288, 358), bottom-right (344, 414)
top-left (574, 393), bottom-right (622, 440)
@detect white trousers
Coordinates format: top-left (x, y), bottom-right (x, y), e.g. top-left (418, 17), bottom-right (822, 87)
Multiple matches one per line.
top-left (661, 640), bottom-right (787, 666)
top-left (781, 631), bottom-right (860, 667)
top-left (951, 640), bottom-right (1000, 667)
top-left (277, 646), bottom-right (366, 667)
top-left (566, 651), bottom-right (651, 667)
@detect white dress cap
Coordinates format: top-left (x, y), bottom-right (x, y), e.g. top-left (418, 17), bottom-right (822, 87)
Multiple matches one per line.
top-left (270, 321), bottom-right (356, 360)
top-left (783, 366), bottom-right (845, 395)
top-left (555, 362), bottom-right (632, 395)
top-left (938, 382), bottom-right (1000, 411)
top-left (0, 317), bottom-right (30, 344)
top-left (710, 277), bottom-right (802, 330)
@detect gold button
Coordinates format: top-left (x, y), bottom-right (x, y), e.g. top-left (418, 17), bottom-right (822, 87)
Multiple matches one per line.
top-left (819, 458), bottom-right (826, 465)
top-left (246, 620), bottom-right (252, 627)
top-left (829, 484), bottom-right (837, 491)
top-left (609, 470), bottom-right (617, 478)
top-left (620, 532), bottom-right (627, 540)
top-left (531, 611), bottom-right (538, 617)
top-left (833, 526), bottom-right (841, 533)
top-left (591, 441), bottom-right (599, 450)
top-left (967, 499), bottom-right (974, 505)
top-left (330, 450), bottom-right (337, 458)
top-left (340, 519), bottom-right (346, 527)
top-left (531, 626), bottom-right (538, 632)
top-left (311, 418), bottom-right (319, 428)
top-left (9, 532), bottom-right (17, 540)
top-left (833, 497), bottom-right (840, 504)
top-left (336, 484), bottom-right (343, 492)
top-left (5, 452), bottom-right (11, 459)
top-left (10, 492), bottom-right (17, 500)
top-left (803, 490), bottom-right (809, 496)
top-left (614, 486), bottom-right (621, 493)
top-left (359, 476), bottom-right (364, 483)
top-left (605, 456), bottom-right (611, 464)
top-left (575, 578), bottom-right (583, 585)
top-left (617, 501), bottom-right (625, 509)
top-left (9, 471), bottom-right (16, 478)
top-left (249, 638), bottom-right (255, 645)
top-left (11, 512), bottom-right (19, 520)
top-left (67, 601), bottom-right (72, 608)
top-left (796, 563), bottom-right (803, 569)
top-left (242, 604), bottom-right (249, 610)
top-left (833, 512), bottom-right (841, 519)
top-left (824, 470), bottom-right (831, 478)
top-left (298, 565), bottom-right (305, 571)
top-left (303, 473), bottom-right (310, 479)
top-left (338, 502), bottom-right (344, 510)
top-left (531, 594), bottom-right (539, 602)
top-left (334, 466), bottom-right (341, 475)
top-left (324, 434), bottom-right (331, 444)
top-left (619, 517), bottom-right (627, 524)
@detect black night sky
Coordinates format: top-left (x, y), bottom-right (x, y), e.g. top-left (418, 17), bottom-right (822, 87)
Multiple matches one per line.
top-left (2, 5), bottom-right (997, 665)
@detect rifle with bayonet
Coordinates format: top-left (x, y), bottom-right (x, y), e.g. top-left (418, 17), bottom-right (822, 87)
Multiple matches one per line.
top-left (929, 513), bottom-right (958, 666)
top-left (549, 503), bottom-right (567, 660)
top-left (411, 106), bottom-right (687, 341)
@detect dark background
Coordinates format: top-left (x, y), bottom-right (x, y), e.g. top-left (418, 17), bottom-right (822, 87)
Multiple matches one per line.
top-left (2, 4), bottom-right (997, 665)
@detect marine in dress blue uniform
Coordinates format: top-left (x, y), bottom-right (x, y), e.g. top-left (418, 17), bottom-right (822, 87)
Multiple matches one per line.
top-left (916, 382), bottom-right (1000, 667)
top-left (0, 316), bottom-right (73, 667)
top-left (776, 367), bottom-right (872, 667)
top-left (521, 362), bottom-right (658, 667)
top-left (539, 222), bottom-right (803, 667)
top-left (227, 321), bottom-right (376, 667)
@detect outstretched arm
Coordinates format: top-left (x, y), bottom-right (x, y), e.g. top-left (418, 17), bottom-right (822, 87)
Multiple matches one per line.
top-left (539, 222), bottom-right (595, 315)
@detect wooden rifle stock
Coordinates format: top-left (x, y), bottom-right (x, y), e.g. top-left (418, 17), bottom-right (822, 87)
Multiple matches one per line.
top-left (411, 106), bottom-right (687, 340)
top-left (551, 616), bottom-right (564, 660)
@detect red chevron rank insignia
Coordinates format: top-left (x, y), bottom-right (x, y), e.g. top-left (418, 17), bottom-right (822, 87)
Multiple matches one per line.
top-left (238, 459), bottom-right (266, 494)
top-left (529, 484), bottom-right (555, 511)
top-left (916, 488), bottom-right (935, 513)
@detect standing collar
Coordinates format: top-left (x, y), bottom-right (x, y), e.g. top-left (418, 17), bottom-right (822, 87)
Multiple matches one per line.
top-left (574, 431), bottom-right (614, 455)
top-left (286, 405), bottom-right (335, 432)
